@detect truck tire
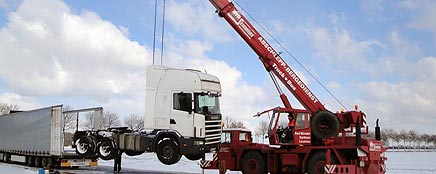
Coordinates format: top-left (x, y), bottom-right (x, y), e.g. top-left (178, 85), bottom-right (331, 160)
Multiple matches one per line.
top-left (125, 150), bottom-right (145, 156)
top-left (241, 151), bottom-right (266, 174)
top-left (4, 153), bottom-right (10, 163)
top-left (185, 154), bottom-right (203, 161)
top-left (311, 111), bottom-right (339, 139)
top-left (26, 156), bottom-right (35, 167)
top-left (97, 137), bottom-right (118, 160)
top-left (306, 151), bottom-right (338, 174)
top-left (75, 136), bottom-right (97, 157)
top-left (41, 157), bottom-right (53, 168)
top-left (156, 139), bottom-right (181, 165)
top-left (34, 156), bottom-right (42, 168)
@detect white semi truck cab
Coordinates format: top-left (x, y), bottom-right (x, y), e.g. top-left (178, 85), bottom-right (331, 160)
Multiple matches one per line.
top-left (73, 66), bottom-right (223, 165)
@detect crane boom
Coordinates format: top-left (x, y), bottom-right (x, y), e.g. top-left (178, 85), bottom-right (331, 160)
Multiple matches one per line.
top-left (209, 0), bottom-right (326, 114)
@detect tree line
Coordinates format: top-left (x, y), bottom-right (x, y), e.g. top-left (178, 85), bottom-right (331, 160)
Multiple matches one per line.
top-left (372, 129), bottom-right (436, 151)
top-left (0, 103), bottom-right (144, 132)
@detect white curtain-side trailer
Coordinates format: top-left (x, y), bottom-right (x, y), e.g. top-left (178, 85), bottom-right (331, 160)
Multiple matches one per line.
top-left (0, 105), bottom-right (97, 168)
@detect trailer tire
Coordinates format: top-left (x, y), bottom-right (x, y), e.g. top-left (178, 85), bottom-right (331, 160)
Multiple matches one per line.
top-left (124, 150), bottom-right (144, 156)
top-left (75, 136), bottom-right (97, 157)
top-left (185, 153), bottom-right (202, 161)
top-left (311, 111), bottom-right (339, 139)
top-left (241, 151), bottom-right (266, 174)
top-left (3, 153), bottom-right (10, 163)
top-left (97, 137), bottom-right (118, 160)
top-left (156, 139), bottom-right (181, 165)
top-left (26, 156), bottom-right (35, 167)
top-left (306, 151), bottom-right (338, 174)
top-left (34, 156), bottom-right (42, 168)
top-left (41, 157), bottom-right (53, 168)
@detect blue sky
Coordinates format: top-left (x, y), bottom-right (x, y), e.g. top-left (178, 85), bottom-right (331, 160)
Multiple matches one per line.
top-left (0, 0), bottom-right (435, 133)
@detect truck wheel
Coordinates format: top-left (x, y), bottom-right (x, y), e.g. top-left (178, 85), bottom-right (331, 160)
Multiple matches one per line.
top-left (156, 139), bottom-right (181, 165)
top-left (241, 151), bottom-right (266, 174)
top-left (185, 154), bottom-right (202, 161)
top-left (41, 157), bottom-right (53, 168)
top-left (97, 137), bottom-right (118, 160)
top-left (125, 150), bottom-right (145, 156)
top-left (4, 153), bottom-right (10, 163)
top-left (75, 136), bottom-right (96, 157)
top-left (34, 156), bottom-right (42, 168)
top-left (306, 151), bottom-right (338, 174)
top-left (311, 111), bottom-right (339, 139)
top-left (26, 156), bottom-right (35, 167)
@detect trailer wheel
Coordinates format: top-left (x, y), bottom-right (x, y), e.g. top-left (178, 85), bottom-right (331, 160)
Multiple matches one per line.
top-left (311, 111), bottom-right (339, 139)
top-left (34, 156), bottom-right (42, 168)
top-left (185, 153), bottom-right (202, 161)
top-left (125, 150), bottom-right (145, 156)
top-left (3, 153), bottom-right (10, 163)
top-left (26, 156), bottom-right (35, 167)
top-left (97, 137), bottom-right (118, 160)
top-left (75, 136), bottom-right (97, 157)
top-left (241, 151), bottom-right (266, 174)
top-left (156, 139), bottom-right (181, 165)
top-left (306, 151), bottom-right (338, 174)
top-left (41, 157), bottom-right (53, 168)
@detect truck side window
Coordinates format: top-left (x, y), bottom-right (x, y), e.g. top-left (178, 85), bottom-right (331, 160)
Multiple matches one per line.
top-left (173, 93), bottom-right (192, 112)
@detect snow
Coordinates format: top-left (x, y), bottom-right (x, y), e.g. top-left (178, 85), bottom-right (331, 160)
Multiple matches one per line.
top-left (1, 152), bottom-right (436, 173)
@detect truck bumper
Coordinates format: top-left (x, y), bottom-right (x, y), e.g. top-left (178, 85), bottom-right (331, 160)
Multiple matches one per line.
top-left (180, 137), bottom-right (219, 155)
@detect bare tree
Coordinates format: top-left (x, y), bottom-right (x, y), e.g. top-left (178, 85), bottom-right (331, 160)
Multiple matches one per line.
top-left (223, 116), bottom-right (234, 128)
top-left (254, 120), bottom-right (269, 143)
top-left (0, 103), bottom-right (20, 113)
top-left (124, 114), bottom-right (144, 131)
top-left (82, 111), bottom-right (121, 130)
top-left (103, 111), bottom-right (121, 129)
top-left (62, 105), bottom-right (77, 132)
top-left (82, 112), bottom-right (96, 130)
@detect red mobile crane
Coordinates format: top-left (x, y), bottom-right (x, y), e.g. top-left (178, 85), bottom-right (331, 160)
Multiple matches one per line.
top-left (201, 0), bottom-right (387, 173)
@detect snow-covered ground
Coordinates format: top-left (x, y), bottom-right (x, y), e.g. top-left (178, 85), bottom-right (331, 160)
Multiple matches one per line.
top-left (1, 152), bottom-right (435, 174)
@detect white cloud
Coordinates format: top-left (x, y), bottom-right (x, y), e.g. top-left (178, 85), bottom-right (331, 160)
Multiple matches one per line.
top-left (0, 92), bottom-right (40, 109)
top-left (397, 0), bottom-right (436, 41)
top-left (0, 0), bottom-right (274, 130)
top-left (356, 57), bottom-right (436, 133)
top-left (165, 0), bottom-right (232, 42)
top-left (360, 0), bottom-right (385, 21)
top-left (0, 0), bottom-right (151, 99)
top-left (307, 25), bottom-right (381, 63)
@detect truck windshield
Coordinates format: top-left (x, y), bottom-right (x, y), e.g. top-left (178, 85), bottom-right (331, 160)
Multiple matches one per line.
top-left (194, 93), bottom-right (221, 115)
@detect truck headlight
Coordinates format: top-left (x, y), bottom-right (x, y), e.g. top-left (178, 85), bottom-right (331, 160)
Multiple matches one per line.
top-left (194, 140), bottom-right (204, 146)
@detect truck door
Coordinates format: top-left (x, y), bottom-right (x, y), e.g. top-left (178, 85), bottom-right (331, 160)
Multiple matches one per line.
top-left (171, 92), bottom-right (194, 137)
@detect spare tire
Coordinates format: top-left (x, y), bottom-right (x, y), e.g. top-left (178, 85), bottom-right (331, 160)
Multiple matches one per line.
top-left (311, 111), bottom-right (339, 139)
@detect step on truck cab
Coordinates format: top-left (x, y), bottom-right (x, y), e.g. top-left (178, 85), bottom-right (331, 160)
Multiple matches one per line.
top-left (73, 65), bottom-right (223, 165)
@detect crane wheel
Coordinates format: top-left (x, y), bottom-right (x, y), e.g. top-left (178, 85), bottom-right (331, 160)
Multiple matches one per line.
top-left (156, 139), bottom-right (181, 165)
top-left (241, 151), bottom-right (266, 174)
top-left (97, 137), bottom-right (119, 160)
top-left (306, 151), bottom-right (338, 174)
top-left (311, 111), bottom-right (339, 139)
top-left (26, 156), bottom-right (35, 167)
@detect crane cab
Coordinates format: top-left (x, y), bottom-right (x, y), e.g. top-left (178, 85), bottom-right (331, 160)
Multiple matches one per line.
top-left (268, 108), bottom-right (312, 146)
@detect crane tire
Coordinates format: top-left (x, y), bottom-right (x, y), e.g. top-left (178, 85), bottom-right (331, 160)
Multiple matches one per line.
top-left (241, 151), bottom-right (266, 174)
top-left (156, 139), bottom-right (181, 165)
top-left (306, 151), bottom-right (338, 174)
top-left (311, 111), bottom-right (339, 139)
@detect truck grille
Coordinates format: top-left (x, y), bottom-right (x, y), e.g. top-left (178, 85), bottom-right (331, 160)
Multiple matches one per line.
top-left (205, 119), bottom-right (222, 146)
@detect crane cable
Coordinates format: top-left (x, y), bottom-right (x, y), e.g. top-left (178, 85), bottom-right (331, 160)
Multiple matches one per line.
top-left (233, 1), bottom-right (349, 110)
top-left (152, 0), bottom-right (158, 65)
top-left (152, 0), bottom-right (166, 66)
